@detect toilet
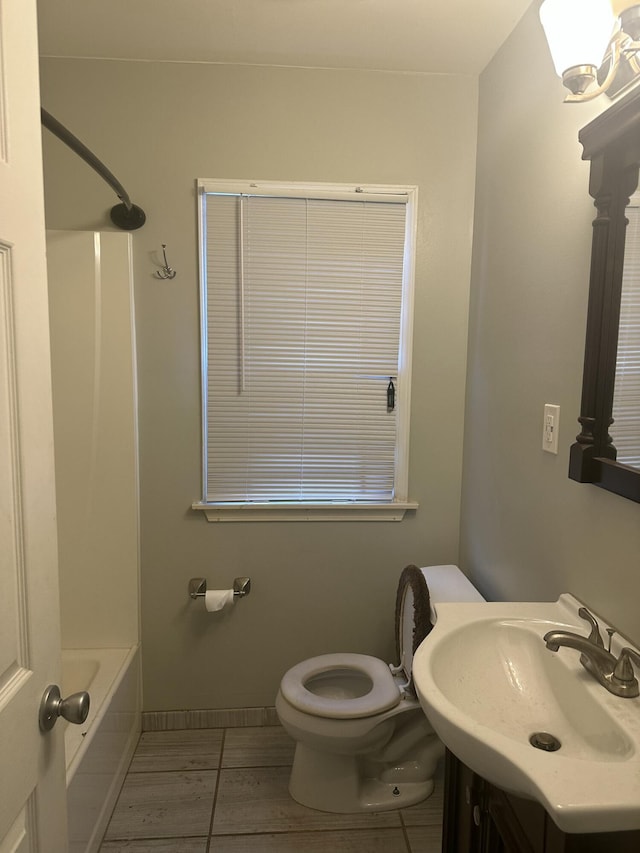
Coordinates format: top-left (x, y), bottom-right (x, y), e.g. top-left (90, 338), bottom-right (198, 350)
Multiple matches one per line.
top-left (276, 564), bottom-right (485, 813)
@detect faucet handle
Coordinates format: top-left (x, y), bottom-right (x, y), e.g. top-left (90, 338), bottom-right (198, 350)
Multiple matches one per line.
top-left (613, 647), bottom-right (640, 684)
top-left (578, 607), bottom-right (604, 648)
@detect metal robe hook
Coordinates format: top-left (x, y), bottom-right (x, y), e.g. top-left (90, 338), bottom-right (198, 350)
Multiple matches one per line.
top-left (155, 244), bottom-right (176, 279)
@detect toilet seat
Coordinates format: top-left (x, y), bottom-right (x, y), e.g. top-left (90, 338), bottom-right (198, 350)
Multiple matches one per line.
top-left (280, 652), bottom-right (401, 719)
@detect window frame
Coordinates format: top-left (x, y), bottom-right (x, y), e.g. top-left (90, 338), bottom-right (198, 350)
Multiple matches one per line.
top-left (192, 178), bottom-right (419, 521)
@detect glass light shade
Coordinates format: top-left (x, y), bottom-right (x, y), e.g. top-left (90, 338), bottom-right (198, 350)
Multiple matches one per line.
top-left (540, 0), bottom-right (617, 77)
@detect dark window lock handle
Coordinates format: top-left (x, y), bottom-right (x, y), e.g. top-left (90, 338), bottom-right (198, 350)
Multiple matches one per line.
top-left (387, 378), bottom-right (396, 411)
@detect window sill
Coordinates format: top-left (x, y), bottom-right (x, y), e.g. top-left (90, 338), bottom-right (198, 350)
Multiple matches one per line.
top-left (191, 501), bottom-right (419, 522)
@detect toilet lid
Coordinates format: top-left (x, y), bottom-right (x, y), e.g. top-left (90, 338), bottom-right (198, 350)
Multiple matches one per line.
top-left (395, 565), bottom-right (433, 685)
top-left (394, 564), bottom-right (485, 686)
top-left (280, 653), bottom-right (401, 719)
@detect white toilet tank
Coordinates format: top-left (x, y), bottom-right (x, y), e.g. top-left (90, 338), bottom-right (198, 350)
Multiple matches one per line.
top-left (422, 564), bottom-right (485, 619)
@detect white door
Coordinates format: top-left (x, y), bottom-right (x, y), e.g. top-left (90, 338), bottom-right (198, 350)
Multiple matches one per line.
top-left (0, 0), bottom-right (68, 851)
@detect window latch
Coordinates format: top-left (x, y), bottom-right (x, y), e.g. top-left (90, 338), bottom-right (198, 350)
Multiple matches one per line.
top-left (387, 378), bottom-right (396, 411)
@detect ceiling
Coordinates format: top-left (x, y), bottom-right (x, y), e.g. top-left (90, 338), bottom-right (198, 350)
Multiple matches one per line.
top-left (37, 0), bottom-right (535, 76)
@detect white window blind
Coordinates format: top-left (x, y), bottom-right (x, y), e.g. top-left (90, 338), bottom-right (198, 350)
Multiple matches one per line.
top-left (611, 198), bottom-right (640, 468)
top-left (200, 187), bottom-right (411, 505)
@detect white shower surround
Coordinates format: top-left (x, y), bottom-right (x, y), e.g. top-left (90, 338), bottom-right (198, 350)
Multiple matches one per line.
top-left (47, 230), bottom-right (141, 852)
top-left (63, 647), bottom-right (141, 853)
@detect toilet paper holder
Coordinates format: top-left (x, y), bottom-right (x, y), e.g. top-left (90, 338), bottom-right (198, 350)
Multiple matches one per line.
top-left (188, 576), bottom-right (251, 600)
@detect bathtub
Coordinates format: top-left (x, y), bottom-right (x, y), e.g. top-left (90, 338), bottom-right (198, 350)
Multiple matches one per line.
top-left (62, 645), bottom-right (141, 853)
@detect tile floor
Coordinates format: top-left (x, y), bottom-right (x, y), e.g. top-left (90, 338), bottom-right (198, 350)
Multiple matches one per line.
top-left (100, 725), bottom-right (444, 852)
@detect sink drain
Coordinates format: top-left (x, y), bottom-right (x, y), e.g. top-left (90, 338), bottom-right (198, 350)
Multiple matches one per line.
top-left (530, 732), bottom-right (561, 752)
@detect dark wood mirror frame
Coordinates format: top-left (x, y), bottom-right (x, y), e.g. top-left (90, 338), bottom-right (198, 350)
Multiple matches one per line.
top-left (569, 85), bottom-right (640, 503)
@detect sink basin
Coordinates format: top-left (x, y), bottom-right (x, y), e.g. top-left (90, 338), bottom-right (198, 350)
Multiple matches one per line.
top-left (412, 594), bottom-right (640, 833)
top-left (429, 617), bottom-right (632, 761)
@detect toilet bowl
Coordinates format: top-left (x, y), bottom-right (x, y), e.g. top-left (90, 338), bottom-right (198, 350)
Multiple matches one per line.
top-left (276, 564), bottom-right (485, 813)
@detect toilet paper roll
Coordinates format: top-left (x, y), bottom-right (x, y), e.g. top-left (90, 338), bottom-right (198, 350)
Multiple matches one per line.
top-left (204, 589), bottom-right (235, 612)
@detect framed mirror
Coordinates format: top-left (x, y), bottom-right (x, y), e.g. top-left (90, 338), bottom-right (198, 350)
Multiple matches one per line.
top-left (570, 84), bottom-right (640, 502)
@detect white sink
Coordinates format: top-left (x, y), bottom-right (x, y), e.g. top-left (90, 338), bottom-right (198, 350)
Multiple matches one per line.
top-left (412, 594), bottom-right (640, 833)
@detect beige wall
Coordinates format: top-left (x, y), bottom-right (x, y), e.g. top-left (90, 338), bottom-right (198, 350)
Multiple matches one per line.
top-left (40, 59), bottom-right (478, 710)
top-left (460, 4), bottom-right (640, 641)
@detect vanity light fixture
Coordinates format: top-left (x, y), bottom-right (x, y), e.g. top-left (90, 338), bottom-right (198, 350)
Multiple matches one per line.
top-left (540, 0), bottom-right (640, 101)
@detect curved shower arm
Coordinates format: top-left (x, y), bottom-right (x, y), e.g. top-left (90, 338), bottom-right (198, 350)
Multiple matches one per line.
top-left (40, 107), bottom-right (146, 230)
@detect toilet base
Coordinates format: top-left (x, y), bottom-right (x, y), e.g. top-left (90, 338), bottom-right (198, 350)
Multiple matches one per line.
top-left (288, 741), bottom-right (438, 813)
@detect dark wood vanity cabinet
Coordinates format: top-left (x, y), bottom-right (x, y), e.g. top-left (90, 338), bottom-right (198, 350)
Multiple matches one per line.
top-left (442, 751), bottom-right (640, 853)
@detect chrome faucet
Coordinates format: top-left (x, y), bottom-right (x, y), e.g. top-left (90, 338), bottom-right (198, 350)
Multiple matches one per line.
top-left (543, 607), bottom-right (640, 698)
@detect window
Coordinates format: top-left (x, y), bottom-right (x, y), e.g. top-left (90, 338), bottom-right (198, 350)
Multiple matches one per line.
top-left (193, 179), bottom-right (418, 521)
